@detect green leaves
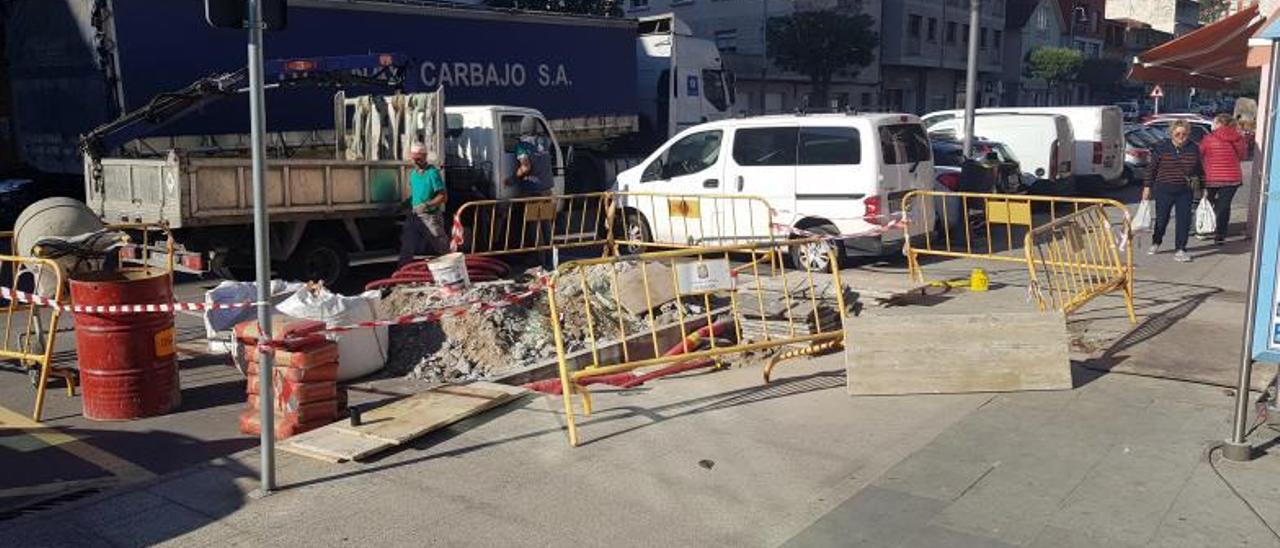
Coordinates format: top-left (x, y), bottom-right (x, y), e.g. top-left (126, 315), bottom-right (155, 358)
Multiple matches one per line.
top-left (766, 10), bottom-right (879, 107)
top-left (1027, 47), bottom-right (1083, 84)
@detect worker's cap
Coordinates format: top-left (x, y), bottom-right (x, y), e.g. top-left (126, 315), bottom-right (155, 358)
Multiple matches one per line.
top-left (519, 116), bottom-right (538, 135)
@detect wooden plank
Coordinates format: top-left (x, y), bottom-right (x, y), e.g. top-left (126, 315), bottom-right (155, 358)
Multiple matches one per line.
top-left (280, 427), bottom-right (388, 463)
top-left (847, 312), bottom-right (1072, 395)
top-left (279, 381), bottom-right (527, 462)
top-left (335, 381), bottom-right (527, 445)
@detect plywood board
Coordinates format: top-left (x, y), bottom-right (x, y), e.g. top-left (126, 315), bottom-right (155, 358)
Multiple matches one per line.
top-left (281, 427), bottom-right (388, 463)
top-left (279, 381), bottom-right (527, 462)
top-left (847, 312), bottom-right (1072, 395)
top-left (336, 382), bottom-right (526, 445)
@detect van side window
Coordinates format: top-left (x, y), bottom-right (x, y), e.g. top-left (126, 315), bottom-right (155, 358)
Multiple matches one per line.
top-left (879, 124), bottom-right (931, 165)
top-left (641, 130), bottom-right (724, 182)
top-left (798, 127), bottom-right (860, 165)
top-left (732, 127), bottom-right (797, 166)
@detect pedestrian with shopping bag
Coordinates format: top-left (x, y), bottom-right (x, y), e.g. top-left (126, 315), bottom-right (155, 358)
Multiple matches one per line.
top-left (1143, 120), bottom-right (1202, 263)
top-left (1198, 113), bottom-right (1248, 245)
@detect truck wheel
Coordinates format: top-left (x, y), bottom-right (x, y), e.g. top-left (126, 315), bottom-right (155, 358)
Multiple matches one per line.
top-left (789, 224), bottom-right (844, 272)
top-left (290, 238), bottom-right (349, 287)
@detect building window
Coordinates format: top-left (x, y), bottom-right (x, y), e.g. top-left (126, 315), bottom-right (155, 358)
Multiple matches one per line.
top-left (980, 27), bottom-right (987, 49)
top-left (861, 92), bottom-right (872, 107)
top-left (630, 0), bottom-right (648, 7)
top-left (1036, 7), bottom-right (1047, 30)
top-left (927, 18), bottom-right (937, 42)
top-left (714, 29), bottom-right (738, 53)
top-left (963, 24), bottom-right (970, 44)
top-left (908, 15), bottom-right (922, 38)
top-left (947, 22), bottom-right (957, 44)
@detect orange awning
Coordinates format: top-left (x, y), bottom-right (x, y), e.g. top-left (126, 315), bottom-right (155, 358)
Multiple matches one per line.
top-left (1128, 4), bottom-right (1266, 89)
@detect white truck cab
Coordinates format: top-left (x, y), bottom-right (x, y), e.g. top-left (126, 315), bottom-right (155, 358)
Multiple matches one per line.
top-left (614, 113), bottom-right (935, 269)
top-left (443, 106), bottom-right (565, 201)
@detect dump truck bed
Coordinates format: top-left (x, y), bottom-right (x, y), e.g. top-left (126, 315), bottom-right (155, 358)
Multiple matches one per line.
top-left (89, 155), bottom-right (413, 229)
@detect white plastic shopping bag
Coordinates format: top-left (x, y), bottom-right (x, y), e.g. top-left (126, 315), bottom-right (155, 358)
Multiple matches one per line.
top-left (1195, 199), bottom-right (1217, 237)
top-left (1133, 199), bottom-right (1154, 232)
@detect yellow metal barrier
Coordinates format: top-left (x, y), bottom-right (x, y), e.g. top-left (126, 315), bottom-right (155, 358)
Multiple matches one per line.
top-left (900, 190), bottom-right (1132, 282)
top-left (545, 238), bottom-right (846, 446)
top-left (450, 192), bottom-right (612, 258)
top-left (0, 254), bottom-right (68, 421)
top-left (611, 191), bottom-right (780, 254)
top-left (1025, 205), bottom-right (1136, 323)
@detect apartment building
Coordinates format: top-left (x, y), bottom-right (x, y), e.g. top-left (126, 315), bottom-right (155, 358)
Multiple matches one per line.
top-left (1106, 0), bottom-right (1202, 35)
top-left (879, 0), bottom-right (1006, 114)
top-left (624, 0), bottom-right (883, 114)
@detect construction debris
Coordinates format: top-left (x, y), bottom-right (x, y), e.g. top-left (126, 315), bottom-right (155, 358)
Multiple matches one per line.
top-left (378, 264), bottom-right (700, 383)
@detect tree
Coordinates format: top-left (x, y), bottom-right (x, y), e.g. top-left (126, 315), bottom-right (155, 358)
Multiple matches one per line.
top-left (1200, 0), bottom-right (1232, 23)
top-left (484, 0), bottom-right (622, 16)
top-left (1026, 47), bottom-right (1082, 105)
top-left (766, 9), bottom-right (878, 109)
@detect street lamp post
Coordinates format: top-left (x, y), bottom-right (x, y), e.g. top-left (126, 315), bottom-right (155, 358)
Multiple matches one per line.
top-left (962, 0), bottom-right (981, 156)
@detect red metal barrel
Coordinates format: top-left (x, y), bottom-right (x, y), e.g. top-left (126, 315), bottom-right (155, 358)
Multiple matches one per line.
top-left (70, 269), bottom-right (179, 420)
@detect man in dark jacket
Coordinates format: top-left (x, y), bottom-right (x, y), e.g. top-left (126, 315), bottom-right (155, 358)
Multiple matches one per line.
top-left (1142, 120), bottom-right (1202, 262)
top-left (1199, 113), bottom-right (1247, 244)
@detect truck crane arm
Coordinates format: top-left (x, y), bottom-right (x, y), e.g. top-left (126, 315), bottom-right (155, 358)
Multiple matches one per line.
top-left (80, 53), bottom-right (411, 160)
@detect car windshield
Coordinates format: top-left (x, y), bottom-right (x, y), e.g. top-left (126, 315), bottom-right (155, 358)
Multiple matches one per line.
top-left (1125, 130), bottom-right (1159, 148)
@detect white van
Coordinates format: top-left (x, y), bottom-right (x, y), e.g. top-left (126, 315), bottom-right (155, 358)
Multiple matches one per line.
top-left (923, 106), bottom-right (1123, 187)
top-left (928, 113), bottom-right (1075, 195)
top-left (613, 113), bottom-right (935, 269)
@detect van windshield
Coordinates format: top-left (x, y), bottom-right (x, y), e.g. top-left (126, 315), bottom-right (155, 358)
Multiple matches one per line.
top-left (879, 124), bottom-right (931, 165)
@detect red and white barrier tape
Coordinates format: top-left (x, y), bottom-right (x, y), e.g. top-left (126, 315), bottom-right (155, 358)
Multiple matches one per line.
top-left (772, 213), bottom-right (909, 241)
top-left (449, 217), bottom-right (465, 253)
top-left (0, 287), bottom-right (264, 314)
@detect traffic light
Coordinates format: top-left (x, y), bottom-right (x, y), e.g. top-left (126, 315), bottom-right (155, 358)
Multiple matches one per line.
top-left (205, 0), bottom-right (287, 31)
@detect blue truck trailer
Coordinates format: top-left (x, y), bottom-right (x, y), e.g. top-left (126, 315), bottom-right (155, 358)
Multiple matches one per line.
top-left (5, 0), bottom-right (733, 178)
top-left (4, 1), bottom-right (735, 284)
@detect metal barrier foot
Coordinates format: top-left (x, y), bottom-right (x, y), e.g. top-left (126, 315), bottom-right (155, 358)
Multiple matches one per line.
top-left (762, 340), bottom-right (843, 384)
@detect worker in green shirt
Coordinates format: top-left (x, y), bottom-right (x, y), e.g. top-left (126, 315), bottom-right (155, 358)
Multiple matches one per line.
top-left (398, 142), bottom-right (449, 266)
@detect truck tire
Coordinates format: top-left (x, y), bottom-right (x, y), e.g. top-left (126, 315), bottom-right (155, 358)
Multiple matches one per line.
top-left (789, 223), bottom-right (844, 272)
top-left (290, 238), bottom-right (349, 287)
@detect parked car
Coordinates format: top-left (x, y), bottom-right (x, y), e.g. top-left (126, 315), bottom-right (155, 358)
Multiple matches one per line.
top-left (1122, 125), bottom-right (1164, 185)
top-left (1115, 101), bottom-right (1140, 122)
top-left (930, 138), bottom-right (1026, 194)
top-left (923, 106), bottom-right (1123, 188)
top-left (1144, 116), bottom-right (1213, 144)
top-left (927, 113), bottom-right (1076, 195)
top-left (614, 113), bottom-right (936, 269)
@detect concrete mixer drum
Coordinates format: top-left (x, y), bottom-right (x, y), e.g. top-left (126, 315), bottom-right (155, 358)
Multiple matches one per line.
top-left (12, 198), bottom-right (106, 297)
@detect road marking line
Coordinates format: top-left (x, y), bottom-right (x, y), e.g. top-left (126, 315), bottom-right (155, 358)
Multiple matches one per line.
top-left (0, 405), bottom-right (156, 482)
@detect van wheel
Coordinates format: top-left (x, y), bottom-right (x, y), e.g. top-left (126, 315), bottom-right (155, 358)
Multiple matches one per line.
top-left (789, 224), bottom-right (844, 272)
top-left (290, 238), bottom-right (349, 287)
top-left (613, 212), bottom-right (652, 255)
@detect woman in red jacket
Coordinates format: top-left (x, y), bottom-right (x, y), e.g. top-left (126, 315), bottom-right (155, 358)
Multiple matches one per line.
top-left (1199, 113), bottom-right (1248, 244)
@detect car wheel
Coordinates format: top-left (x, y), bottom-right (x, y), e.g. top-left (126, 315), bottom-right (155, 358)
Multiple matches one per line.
top-left (789, 224), bottom-right (844, 272)
top-left (613, 211), bottom-right (652, 255)
top-left (290, 238), bottom-right (349, 287)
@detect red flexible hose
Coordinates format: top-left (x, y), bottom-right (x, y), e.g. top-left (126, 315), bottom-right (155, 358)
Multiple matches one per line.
top-left (364, 256), bottom-right (509, 291)
top-left (524, 321), bottom-right (732, 395)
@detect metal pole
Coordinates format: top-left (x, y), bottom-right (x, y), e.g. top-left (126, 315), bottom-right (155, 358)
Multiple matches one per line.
top-left (247, 0), bottom-right (276, 490)
top-left (962, 0), bottom-right (980, 156)
top-left (1224, 41), bottom-right (1280, 462)
top-left (760, 0), bottom-right (768, 114)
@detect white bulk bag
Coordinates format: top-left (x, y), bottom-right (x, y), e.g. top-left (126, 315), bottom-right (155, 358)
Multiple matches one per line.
top-left (276, 287), bottom-right (388, 381)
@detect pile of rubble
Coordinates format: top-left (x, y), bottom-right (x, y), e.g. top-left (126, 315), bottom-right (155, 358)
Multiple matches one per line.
top-left (379, 263), bottom-right (693, 384)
